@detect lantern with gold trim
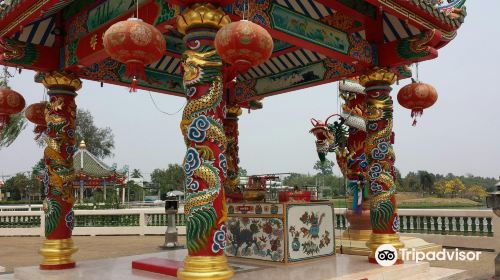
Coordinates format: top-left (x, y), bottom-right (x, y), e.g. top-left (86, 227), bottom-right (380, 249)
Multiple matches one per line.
top-left (0, 87), bottom-right (25, 131)
top-left (215, 20), bottom-right (273, 72)
top-left (103, 18), bottom-right (166, 92)
top-left (25, 101), bottom-right (48, 139)
top-left (397, 80), bottom-right (438, 126)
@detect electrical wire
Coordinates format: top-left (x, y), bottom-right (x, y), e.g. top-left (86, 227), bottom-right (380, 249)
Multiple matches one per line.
top-left (148, 91), bottom-right (186, 116)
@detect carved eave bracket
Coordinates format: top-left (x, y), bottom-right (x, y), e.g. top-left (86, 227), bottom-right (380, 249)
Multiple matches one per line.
top-left (378, 29), bottom-right (442, 67)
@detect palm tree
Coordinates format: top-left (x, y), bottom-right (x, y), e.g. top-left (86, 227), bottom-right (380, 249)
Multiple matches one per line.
top-left (131, 169), bottom-right (143, 178)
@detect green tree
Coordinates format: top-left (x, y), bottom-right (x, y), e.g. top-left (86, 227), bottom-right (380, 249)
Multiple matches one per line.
top-left (36, 108), bottom-right (115, 159)
top-left (418, 170), bottom-right (435, 196)
top-left (394, 167), bottom-right (404, 190)
top-left (313, 159), bottom-right (334, 175)
top-left (126, 181), bottom-right (144, 201)
top-left (150, 164), bottom-right (185, 194)
top-left (75, 109), bottom-right (114, 159)
top-left (3, 173), bottom-right (30, 200)
top-left (403, 172), bottom-right (419, 193)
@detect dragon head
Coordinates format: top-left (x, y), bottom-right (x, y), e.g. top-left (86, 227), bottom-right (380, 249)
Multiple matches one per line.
top-left (182, 49), bottom-right (223, 88)
top-left (309, 119), bottom-right (334, 162)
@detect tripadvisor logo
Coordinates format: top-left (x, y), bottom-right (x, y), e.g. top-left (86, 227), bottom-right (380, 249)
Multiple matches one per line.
top-left (375, 244), bottom-right (398, 266)
top-left (375, 245), bottom-right (482, 266)
top-left (401, 248), bottom-right (482, 263)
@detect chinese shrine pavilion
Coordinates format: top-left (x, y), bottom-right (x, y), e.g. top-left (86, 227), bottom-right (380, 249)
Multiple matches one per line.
top-left (0, 0), bottom-right (467, 279)
top-left (73, 140), bottom-right (127, 204)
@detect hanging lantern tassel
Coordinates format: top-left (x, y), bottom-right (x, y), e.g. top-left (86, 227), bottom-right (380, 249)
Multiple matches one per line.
top-left (33, 125), bottom-right (47, 140)
top-left (411, 109), bottom-right (423, 126)
top-left (129, 76), bottom-right (138, 93)
top-left (0, 115), bottom-right (10, 132)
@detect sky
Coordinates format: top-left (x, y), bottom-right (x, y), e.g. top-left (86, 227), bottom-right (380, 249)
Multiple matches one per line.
top-left (1, 1), bottom-right (499, 180)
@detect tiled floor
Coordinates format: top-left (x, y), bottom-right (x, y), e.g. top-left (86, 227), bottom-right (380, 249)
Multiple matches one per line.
top-left (2, 249), bottom-right (467, 280)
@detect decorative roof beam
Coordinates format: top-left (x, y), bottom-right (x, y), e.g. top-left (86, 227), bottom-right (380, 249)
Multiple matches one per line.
top-left (232, 59), bottom-right (359, 104)
top-left (62, 0), bottom-right (180, 70)
top-left (0, 38), bottom-right (59, 71)
top-left (232, 60), bottom-right (412, 105)
top-left (0, 0), bottom-right (65, 38)
top-left (229, 3), bottom-right (376, 68)
top-left (378, 29), bottom-right (441, 67)
top-left (77, 58), bottom-right (184, 97)
top-left (364, 0), bottom-right (462, 41)
top-left (314, 0), bottom-right (377, 25)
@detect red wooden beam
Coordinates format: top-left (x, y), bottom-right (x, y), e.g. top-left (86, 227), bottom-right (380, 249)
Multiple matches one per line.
top-left (365, 9), bottom-right (384, 44)
top-left (314, 0), bottom-right (375, 25)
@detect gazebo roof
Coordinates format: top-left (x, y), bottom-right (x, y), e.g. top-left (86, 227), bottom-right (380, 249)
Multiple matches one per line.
top-left (0, 0), bottom-right (467, 106)
top-left (73, 140), bottom-right (126, 179)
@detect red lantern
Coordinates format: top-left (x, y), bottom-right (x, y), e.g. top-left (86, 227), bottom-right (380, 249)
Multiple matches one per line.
top-left (397, 81), bottom-right (438, 126)
top-left (0, 87), bottom-right (25, 131)
top-left (103, 18), bottom-right (166, 92)
top-left (25, 101), bottom-right (48, 139)
top-left (215, 20), bottom-right (273, 72)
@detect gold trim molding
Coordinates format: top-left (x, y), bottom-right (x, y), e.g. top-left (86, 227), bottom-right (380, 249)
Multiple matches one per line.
top-left (359, 68), bottom-right (397, 87)
top-left (39, 238), bottom-right (78, 268)
top-left (40, 71), bottom-right (82, 91)
top-left (177, 3), bottom-right (231, 35)
top-left (177, 255), bottom-right (234, 280)
top-left (226, 106), bottom-right (242, 117)
top-left (366, 233), bottom-right (404, 260)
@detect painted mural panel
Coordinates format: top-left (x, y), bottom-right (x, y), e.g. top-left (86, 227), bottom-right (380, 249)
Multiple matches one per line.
top-left (287, 204), bottom-right (334, 262)
top-left (226, 217), bottom-right (285, 262)
top-left (270, 4), bottom-right (349, 54)
top-left (254, 62), bottom-right (325, 95)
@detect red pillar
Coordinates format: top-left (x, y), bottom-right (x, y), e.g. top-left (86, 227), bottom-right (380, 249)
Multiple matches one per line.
top-left (176, 3), bottom-right (233, 280)
top-left (360, 68), bottom-right (404, 263)
top-left (223, 106), bottom-right (242, 193)
top-left (38, 71), bottom-right (81, 269)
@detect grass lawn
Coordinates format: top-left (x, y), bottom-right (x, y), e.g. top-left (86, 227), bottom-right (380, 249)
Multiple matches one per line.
top-left (330, 193), bottom-right (484, 209)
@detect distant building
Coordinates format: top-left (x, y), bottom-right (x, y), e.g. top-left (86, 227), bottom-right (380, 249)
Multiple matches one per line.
top-left (73, 140), bottom-right (128, 203)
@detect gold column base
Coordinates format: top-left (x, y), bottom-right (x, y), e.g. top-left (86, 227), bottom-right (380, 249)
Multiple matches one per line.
top-left (342, 229), bottom-right (372, 240)
top-left (39, 238), bottom-right (78, 270)
top-left (178, 255), bottom-right (234, 280)
top-left (366, 233), bottom-right (404, 264)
